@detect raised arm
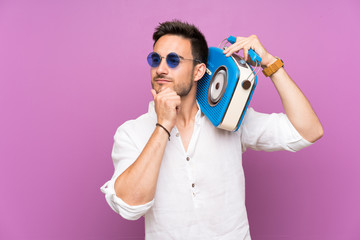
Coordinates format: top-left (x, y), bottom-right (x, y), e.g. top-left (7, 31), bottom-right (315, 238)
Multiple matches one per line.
top-left (114, 88), bottom-right (180, 205)
top-left (223, 35), bottom-right (323, 143)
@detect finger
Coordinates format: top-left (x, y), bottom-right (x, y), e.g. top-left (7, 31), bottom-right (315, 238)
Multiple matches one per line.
top-left (224, 36), bottom-right (246, 53)
top-left (158, 89), bottom-right (178, 98)
top-left (226, 46), bottom-right (242, 57)
top-left (156, 87), bottom-right (175, 97)
top-left (223, 41), bottom-right (235, 54)
top-left (224, 40), bottom-right (247, 57)
top-left (224, 44), bottom-right (239, 57)
top-left (161, 93), bottom-right (180, 102)
top-left (173, 95), bottom-right (181, 104)
top-left (151, 89), bottom-right (157, 99)
top-left (229, 37), bottom-right (247, 46)
top-left (156, 93), bottom-right (180, 108)
top-left (163, 95), bottom-right (181, 106)
top-left (223, 42), bottom-right (239, 54)
top-left (158, 85), bottom-right (169, 93)
top-left (244, 47), bottom-right (257, 65)
top-left (243, 47), bottom-right (249, 62)
top-left (236, 36), bottom-right (246, 42)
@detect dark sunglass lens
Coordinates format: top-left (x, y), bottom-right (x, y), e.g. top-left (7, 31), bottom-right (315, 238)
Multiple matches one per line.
top-left (147, 52), bottom-right (161, 67)
top-left (167, 53), bottom-right (180, 68)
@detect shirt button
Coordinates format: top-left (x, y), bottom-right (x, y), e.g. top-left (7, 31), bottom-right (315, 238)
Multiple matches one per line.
top-left (176, 133), bottom-right (180, 137)
top-left (192, 183), bottom-right (195, 188)
top-left (186, 157), bottom-right (190, 161)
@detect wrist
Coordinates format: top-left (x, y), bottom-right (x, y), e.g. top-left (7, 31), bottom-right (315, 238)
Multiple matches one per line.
top-left (156, 123), bottom-right (171, 141)
top-left (261, 54), bottom-right (277, 68)
top-left (262, 57), bottom-right (284, 77)
top-left (157, 120), bottom-right (174, 131)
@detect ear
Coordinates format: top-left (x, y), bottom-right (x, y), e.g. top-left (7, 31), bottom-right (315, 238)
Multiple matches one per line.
top-left (193, 63), bottom-right (206, 82)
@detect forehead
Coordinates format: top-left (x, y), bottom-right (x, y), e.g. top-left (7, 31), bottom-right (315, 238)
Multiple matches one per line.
top-left (153, 34), bottom-right (192, 57)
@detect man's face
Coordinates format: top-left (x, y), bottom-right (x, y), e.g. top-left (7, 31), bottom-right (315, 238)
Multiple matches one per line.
top-left (151, 34), bottom-right (195, 96)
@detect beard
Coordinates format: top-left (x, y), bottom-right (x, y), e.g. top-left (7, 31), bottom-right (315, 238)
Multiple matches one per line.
top-left (152, 68), bottom-right (195, 97)
top-left (174, 78), bottom-right (193, 97)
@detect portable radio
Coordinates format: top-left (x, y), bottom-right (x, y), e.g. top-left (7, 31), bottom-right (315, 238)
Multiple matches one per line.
top-left (196, 36), bottom-right (262, 131)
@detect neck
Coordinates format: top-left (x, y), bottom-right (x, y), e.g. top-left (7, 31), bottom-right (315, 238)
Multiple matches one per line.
top-left (176, 85), bottom-right (199, 128)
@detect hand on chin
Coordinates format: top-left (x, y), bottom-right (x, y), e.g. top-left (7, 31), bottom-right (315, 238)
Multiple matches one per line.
top-left (156, 84), bottom-right (173, 94)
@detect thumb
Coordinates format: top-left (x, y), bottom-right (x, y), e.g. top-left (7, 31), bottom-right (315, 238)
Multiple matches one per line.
top-left (150, 89), bottom-right (157, 99)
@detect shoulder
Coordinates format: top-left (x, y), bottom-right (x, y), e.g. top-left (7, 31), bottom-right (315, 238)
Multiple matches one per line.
top-left (114, 102), bottom-right (157, 149)
top-left (120, 111), bottom-right (155, 130)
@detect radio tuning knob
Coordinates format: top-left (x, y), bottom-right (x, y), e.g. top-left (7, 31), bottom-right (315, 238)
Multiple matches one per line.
top-left (242, 80), bottom-right (251, 90)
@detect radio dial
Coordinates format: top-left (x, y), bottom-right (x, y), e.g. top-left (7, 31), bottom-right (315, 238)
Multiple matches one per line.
top-left (242, 80), bottom-right (251, 90)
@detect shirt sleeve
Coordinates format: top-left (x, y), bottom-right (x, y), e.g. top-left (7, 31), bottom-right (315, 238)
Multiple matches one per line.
top-left (240, 108), bottom-right (312, 152)
top-left (100, 124), bottom-right (154, 220)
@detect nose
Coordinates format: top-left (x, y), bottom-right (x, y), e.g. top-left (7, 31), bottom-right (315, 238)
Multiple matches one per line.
top-left (156, 57), bottom-right (169, 76)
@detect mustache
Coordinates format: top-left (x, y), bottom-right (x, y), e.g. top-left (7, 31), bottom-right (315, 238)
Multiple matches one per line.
top-left (154, 75), bottom-right (172, 81)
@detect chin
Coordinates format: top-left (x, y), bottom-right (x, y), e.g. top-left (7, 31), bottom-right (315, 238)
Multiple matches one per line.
top-left (154, 84), bottom-right (173, 93)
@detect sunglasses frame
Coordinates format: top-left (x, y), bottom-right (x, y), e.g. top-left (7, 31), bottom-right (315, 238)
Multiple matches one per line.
top-left (147, 52), bottom-right (201, 68)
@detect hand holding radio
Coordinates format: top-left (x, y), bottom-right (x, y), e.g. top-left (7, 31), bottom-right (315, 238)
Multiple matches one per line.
top-left (196, 35), bottom-right (262, 131)
top-left (151, 88), bottom-right (181, 131)
top-left (223, 35), bottom-right (276, 68)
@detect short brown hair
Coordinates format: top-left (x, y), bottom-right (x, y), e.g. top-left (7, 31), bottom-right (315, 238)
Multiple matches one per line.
top-left (153, 20), bottom-right (208, 65)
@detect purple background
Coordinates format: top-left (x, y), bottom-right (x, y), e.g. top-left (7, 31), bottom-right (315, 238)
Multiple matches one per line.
top-left (1, 0), bottom-right (359, 239)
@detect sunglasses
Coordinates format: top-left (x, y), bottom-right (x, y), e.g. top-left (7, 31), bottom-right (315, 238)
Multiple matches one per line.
top-left (147, 52), bottom-right (201, 68)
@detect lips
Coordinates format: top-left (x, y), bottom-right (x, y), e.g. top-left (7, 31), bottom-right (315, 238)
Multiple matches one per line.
top-left (155, 78), bottom-right (171, 84)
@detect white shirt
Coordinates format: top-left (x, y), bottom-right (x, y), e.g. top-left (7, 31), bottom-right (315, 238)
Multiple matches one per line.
top-left (101, 101), bottom-right (311, 240)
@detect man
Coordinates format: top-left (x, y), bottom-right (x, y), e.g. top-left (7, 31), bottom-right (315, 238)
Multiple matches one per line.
top-left (101, 20), bottom-right (323, 239)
